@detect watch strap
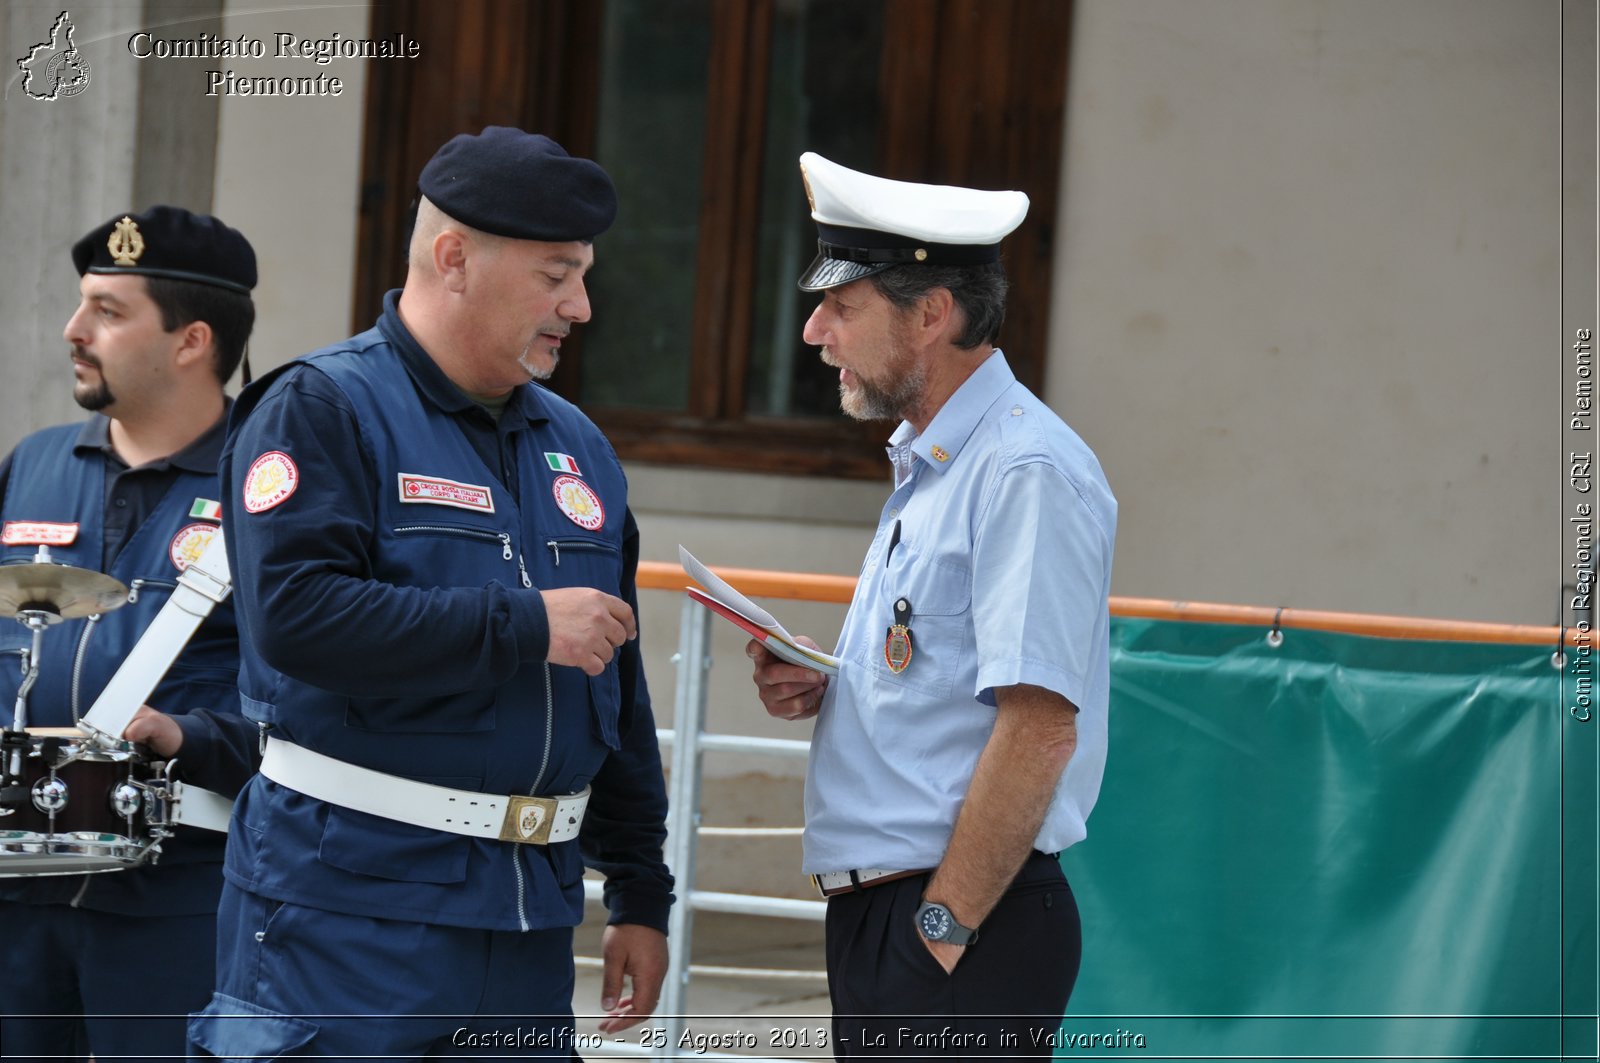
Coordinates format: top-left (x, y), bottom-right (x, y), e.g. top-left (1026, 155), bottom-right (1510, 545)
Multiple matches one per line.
top-left (943, 918), bottom-right (979, 946)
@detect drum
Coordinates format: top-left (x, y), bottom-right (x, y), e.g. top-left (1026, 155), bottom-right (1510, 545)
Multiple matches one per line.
top-left (0, 728), bottom-right (162, 876)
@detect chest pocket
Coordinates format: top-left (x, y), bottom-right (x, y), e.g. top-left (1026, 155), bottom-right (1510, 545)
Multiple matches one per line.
top-left (541, 534), bottom-right (621, 588)
top-left (390, 520), bottom-right (521, 589)
top-left (868, 544), bottom-right (972, 699)
top-left (542, 534), bottom-right (625, 749)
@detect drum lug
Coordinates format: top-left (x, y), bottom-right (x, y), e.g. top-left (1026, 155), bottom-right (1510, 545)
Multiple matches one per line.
top-left (109, 779), bottom-right (143, 819)
top-left (31, 773), bottom-right (68, 816)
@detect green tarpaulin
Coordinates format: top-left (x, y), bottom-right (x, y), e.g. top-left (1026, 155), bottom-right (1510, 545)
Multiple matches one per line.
top-left (1059, 618), bottom-right (1597, 1060)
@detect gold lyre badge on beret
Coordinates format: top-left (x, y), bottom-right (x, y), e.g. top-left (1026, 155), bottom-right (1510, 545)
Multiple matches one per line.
top-left (107, 216), bottom-right (145, 266)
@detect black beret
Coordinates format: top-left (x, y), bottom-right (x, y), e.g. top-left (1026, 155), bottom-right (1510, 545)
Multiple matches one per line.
top-left (71, 205), bottom-right (256, 295)
top-left (418, 126), bottom-right (617, 242)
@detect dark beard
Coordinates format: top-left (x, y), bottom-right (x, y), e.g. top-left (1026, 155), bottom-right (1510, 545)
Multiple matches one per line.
top-left (71, 349), bottom-right (113, 411)
top-left (74, 379), bottom-right (113, 411)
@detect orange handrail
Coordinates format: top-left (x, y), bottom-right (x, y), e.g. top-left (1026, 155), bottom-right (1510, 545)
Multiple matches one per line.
top-left (1108, 597), bottom-right (1576, 647)
top-left (639, 563), bottom-right (855, 603)
top-left (638, 561), bottom-right (1577, 648)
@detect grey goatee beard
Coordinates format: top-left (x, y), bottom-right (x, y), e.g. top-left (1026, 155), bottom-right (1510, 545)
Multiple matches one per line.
top-left (839, 360), bottom-right (925, 422)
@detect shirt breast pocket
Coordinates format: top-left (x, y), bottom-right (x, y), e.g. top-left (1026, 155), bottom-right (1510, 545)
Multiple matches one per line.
top-left (869, 546), bottom-right (972, 699)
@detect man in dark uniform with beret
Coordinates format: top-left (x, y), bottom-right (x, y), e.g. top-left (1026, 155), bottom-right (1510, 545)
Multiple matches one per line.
top-left (189, 127), bottom-right (674, 1058)
top-left (0, 206), bottom-right (261, 1061)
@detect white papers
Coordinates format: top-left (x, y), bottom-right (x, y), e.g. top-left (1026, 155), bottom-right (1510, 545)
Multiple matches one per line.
top-left (678, 545), bottom-right (841, 675)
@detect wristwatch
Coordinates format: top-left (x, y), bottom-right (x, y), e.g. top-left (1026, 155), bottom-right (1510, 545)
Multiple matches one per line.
top-left (914, 900), bottom-right (979, 946)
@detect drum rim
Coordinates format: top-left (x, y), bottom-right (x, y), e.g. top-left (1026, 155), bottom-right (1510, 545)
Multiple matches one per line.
top-left (0, 828), bottom-right (154, 874)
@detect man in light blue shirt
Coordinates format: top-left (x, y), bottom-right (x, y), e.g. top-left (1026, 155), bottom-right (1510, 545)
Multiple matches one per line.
top-left (749, 153), bottom-right (1116, 1058)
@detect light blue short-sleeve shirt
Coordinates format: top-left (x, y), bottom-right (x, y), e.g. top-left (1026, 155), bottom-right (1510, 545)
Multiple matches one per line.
top-left (802, 351), bottom-right (1116, 875)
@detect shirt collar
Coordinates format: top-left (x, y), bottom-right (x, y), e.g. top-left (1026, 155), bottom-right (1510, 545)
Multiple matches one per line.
top-left (72, 415), bottom-right (111, 454)
top-left (71, 401), bottom-right (232, 473)
top-left (376, 289), bottom-right (552, 428)
top-left (893, 349), bottom-right (1016, 475)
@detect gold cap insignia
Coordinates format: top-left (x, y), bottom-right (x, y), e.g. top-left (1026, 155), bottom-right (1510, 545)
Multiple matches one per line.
top-left (800, 163), bottom-right (817, 215)
top-left (914, 249), bottom-right (928, 262)
top-left (107, 216), bottom-right (145, 266)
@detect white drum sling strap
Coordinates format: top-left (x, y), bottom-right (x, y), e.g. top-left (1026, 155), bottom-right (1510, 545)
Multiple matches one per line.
top-left (77, 528), bottom-right (234, 831)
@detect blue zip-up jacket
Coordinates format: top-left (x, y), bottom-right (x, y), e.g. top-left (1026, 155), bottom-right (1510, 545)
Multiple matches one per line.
top-left (218, 291), bottom-right (673, 933)
top-left (0, 417), bottom-right (255, 915)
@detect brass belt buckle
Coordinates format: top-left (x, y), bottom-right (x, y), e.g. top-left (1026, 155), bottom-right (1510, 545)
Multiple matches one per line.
top-left (499, 795), bottom-right (558, 844)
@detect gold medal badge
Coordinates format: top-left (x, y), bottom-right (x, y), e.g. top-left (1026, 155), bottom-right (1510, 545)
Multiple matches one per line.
top-left (884, 596), bottom-right (913, 674)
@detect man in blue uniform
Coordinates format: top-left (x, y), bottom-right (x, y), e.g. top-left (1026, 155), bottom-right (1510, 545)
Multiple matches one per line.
top-left (190, 128), bottom-right (674, 1058)
top-left (749, 154), bottom-right (1117, 1057)
top-left (0, 206), bottom-right (261, 1061)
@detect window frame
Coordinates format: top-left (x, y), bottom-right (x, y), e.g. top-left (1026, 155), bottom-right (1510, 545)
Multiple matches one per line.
top-left (358, 0), bottom-right (1071, 480)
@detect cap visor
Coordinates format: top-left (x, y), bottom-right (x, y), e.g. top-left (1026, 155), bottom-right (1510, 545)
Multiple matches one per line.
top-left (797, 252), bottom-right (890, 292)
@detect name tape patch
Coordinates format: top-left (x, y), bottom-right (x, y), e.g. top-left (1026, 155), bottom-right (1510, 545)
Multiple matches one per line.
top-left (398, 473), bottom-right (495, 513)
top-left (1, 521), bottom-right (79, 546)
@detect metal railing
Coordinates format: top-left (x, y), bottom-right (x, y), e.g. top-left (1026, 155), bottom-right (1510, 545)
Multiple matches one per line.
top-left (578, 561), bottom-right (1573, 1058)
top-left (577, 564), bottom-right (852, 1060)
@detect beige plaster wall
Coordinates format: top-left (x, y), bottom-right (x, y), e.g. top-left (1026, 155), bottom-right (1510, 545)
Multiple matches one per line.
top-left (211, 0), bottom-right (367, 378)
top-left (1048, 0), bottom-right (1560, 625)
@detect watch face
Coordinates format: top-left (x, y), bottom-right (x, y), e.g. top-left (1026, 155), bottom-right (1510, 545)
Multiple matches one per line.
top-left (919, 904), bottom-right (952, 940)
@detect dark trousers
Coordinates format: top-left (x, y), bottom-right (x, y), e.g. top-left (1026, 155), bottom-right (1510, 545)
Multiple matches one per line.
top-left (188, 882), bottom-right (580, 1059)
top-left (824, 851), bottom-right (1081, 1059)
top-left (0, 900), bottom-right (218, 1063)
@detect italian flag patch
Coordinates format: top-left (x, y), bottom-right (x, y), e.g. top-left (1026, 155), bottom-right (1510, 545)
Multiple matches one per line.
top-left (544, 452), bottom-right (582, 476)
top-left (189, 498), bottom-right (223, 521)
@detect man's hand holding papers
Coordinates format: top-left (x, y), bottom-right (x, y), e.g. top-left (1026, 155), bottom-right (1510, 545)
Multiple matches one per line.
top-left (678, 545), bottom-right (841, 676)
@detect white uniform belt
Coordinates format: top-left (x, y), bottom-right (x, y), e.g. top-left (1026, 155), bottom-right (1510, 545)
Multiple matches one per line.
top-left (259, 737), bottom-right (589, 845)
top-left (812, 867), bottom-right (932, 898)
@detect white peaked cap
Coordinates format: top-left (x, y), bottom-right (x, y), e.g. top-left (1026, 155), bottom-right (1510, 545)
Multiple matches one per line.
top-left (797, 151), bottom-right (1030, 291)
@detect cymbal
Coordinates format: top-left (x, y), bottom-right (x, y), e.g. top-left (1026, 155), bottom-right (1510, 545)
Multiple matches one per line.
top-left (0, 564), bottom-right (128, 620)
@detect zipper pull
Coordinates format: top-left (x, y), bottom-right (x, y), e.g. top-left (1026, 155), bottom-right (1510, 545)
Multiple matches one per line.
top-left (127, 579), bottom-right (144, 604)
top-left (517, 552), bottom-right (532, 588)
top-left (498, 533), bottom-right (513, 561)
top-left (546, 539), bottom-right (560, 566)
